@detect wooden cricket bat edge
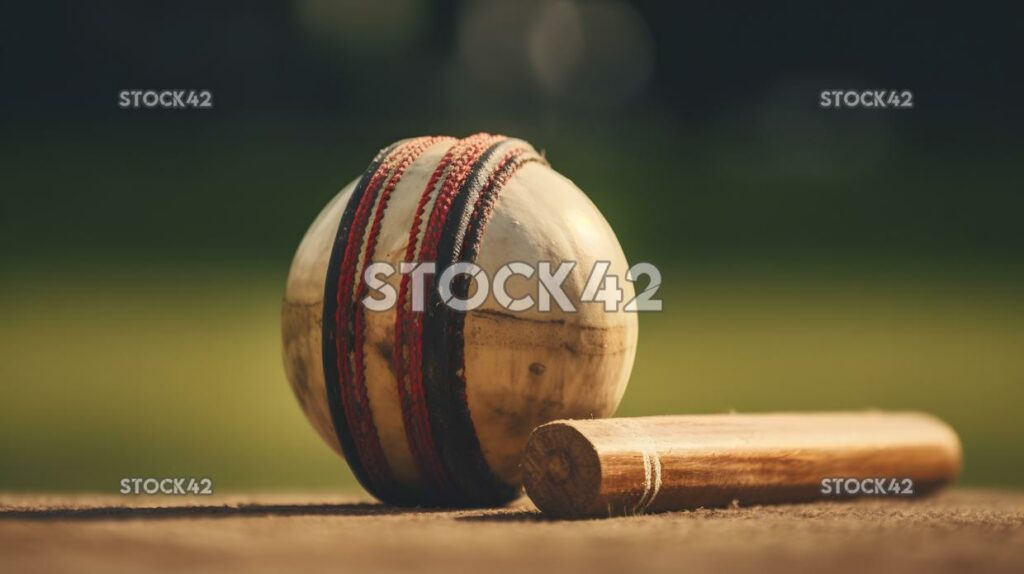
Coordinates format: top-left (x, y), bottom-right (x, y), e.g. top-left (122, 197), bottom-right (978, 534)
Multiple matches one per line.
top-left (522, 411), bottom-right (962, 519)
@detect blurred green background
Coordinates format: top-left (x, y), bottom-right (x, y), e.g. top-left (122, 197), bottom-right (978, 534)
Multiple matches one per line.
top-left (1, 1), bottom-right (1021, 492)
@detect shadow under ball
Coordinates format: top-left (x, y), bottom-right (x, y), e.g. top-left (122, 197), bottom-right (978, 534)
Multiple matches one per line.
top-left (282, 134), bottom-right (638, 506)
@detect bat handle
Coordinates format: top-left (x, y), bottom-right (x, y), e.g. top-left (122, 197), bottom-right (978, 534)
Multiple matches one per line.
top-left (522, 412), bottom-right (961, 519)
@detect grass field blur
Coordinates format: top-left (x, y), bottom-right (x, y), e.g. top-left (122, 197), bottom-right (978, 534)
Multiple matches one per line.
top-left (2, 265), bottom-right (1021, 492)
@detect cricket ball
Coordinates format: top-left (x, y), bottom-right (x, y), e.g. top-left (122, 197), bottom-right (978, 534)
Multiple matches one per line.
top-left (282, 134), bottom-right (638, 506)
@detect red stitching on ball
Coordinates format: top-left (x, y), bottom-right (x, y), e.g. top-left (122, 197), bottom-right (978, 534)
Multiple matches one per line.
top-left (335, 139), bottom-right (426, 493)
top-left (393, 133), bottom-right (501, 499)
top-left (351, 136), bottom-right (452, 492)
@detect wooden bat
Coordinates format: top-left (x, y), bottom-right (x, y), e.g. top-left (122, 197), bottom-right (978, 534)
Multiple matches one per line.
top-left (522, 412), bottom-right (961, 518)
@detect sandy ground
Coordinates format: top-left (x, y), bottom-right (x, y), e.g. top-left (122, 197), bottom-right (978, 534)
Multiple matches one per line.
top-left (1, 489), bottom-right (1022, 573)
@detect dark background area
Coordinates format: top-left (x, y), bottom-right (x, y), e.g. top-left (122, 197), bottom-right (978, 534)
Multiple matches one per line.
top-left (2, 1), bottom-right (1020, 266)
top-left (1, 1), bottom-right (1021, 491)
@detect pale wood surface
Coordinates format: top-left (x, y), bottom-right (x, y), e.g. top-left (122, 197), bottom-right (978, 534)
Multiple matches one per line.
top-left (2, 490), bottom-right (1022, 574)
top-left (523, 412), bottom-right (961, 518)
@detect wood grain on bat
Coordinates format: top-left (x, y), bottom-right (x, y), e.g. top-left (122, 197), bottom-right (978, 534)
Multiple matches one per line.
top-left (522, 412), bottom-right (961, 518)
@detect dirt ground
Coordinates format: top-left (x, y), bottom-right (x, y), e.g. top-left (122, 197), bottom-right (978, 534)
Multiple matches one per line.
top-left (2, 489), bottom-right (1022, 573)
